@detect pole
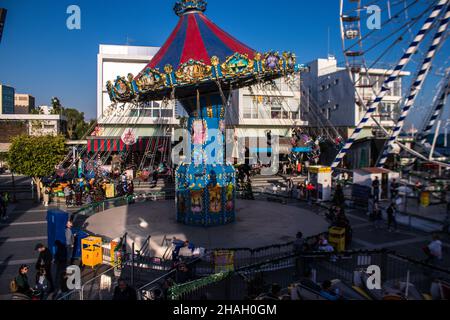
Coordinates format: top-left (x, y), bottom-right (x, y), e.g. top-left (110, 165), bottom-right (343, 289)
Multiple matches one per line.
top-left (11, 171), bottom-right (16, 203)
top-left (430, 120), bottom-right (442, 160)
top-left (403, 181), bottom-right (410, 229)
top-left (31, 179), bottom-right (34, 201)
top-left (131, 242), bottom-right (135, 287)
top-left (377, 4), bottom-right (450, 167)
top-left (445, 121), bottom-right (449, 148)
top-left (405, 270), bottom-right (410, 299)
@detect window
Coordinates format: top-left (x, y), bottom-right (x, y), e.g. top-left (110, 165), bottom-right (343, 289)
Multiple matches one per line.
top-left (379, 103), bottom-right (396, 121)
top-left (243, 95), bottom-right (257, 119)
top-left (131, 101), bottom-right (173, 118)
top-left (393, 79), bottom-right (401, 96)
top-left (271, 105), bottom-right (282, 119)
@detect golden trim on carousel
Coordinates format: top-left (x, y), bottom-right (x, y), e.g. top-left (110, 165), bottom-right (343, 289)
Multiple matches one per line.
top-left (107, 51), bottom-right (300, 103)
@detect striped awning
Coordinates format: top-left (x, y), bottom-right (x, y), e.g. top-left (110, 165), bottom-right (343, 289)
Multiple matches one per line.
top-left (87, 137), bottom-right (170, 153)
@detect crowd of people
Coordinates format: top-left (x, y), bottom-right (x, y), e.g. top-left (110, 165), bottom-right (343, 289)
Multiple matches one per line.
top-left (10, 221), bottom-right (75, 300)
top-left (40, 172), bottom-right (136, 209)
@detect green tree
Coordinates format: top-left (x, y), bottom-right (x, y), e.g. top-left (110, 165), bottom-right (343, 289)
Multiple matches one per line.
top-left (7, 135), bottom-right (66, 201)
top-left (51, 97), bottom-right (62, 115)
top-left (50, 97), bottom-right (93, 139)
top-left (63, 107), bottom-right (86, 139)
top-left (75, 119), bottom-right (96, 140)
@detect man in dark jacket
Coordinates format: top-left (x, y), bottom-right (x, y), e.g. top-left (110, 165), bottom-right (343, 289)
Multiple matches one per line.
top-left (35, 243), bottom-right (54, 292)
top-left (112, 279), bottom-right (137, 300)
top-left (54, 240), bottom-right (67, 290)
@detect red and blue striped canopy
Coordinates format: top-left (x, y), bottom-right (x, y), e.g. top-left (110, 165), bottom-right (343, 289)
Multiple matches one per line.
top-left (145, 11), bottom-right (255, 72)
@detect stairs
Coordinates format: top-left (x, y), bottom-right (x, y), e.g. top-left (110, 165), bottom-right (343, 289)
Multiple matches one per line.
top-left (133, 177), bottom-right (175, 197)
top-left (251, 175), bottom-right (306, 193)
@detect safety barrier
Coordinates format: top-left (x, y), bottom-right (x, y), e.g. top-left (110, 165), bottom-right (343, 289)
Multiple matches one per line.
top-left (72, 191), bottom-right (173, 221)
top-left (168, 249), bottom-right (450, 300)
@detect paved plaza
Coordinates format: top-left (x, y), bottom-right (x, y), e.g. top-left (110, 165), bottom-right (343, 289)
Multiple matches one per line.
top-left (0, 186), bottom-right (449, 298)
top-left (85, 200), bottom-right (329, 256)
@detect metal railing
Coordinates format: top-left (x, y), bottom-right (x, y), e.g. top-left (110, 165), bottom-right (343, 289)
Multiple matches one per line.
top-left (71, 191), bottom-right (174, 228)
top-left (168, 249), bottom-right (450, 300)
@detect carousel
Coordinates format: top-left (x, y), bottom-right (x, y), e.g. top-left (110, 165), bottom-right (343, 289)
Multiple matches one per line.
top-left (107, 0), bottom-right (298, 227)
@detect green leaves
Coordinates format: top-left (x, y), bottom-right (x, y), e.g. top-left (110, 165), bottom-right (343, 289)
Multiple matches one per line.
top-left (7, 135), bottom-right (67, 178)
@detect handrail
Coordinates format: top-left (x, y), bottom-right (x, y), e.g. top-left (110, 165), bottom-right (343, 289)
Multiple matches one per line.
top-left (138, 269), bottom-right (177, 293)
top-left (80, 265), bottom-right (117, 300)
top-left (73, 194), bottom-right (133, 216)
top-left (138, 257), bottom-right (202, 294)
top-left (56, 288), bottom-right (80, 300)
top-left (167, 248), bottom-right (450, 300)
top-left (136, 235), bottom-right (151, 257)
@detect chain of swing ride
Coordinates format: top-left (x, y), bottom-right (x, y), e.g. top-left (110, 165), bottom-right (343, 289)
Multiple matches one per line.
top-left (213, 71), bottom-right (338, 167)
top-left (57, 92), bottom-right (173, 181)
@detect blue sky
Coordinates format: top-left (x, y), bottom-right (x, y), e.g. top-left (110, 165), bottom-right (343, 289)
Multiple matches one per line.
top-left (0, 0), bottom-right (448, 128)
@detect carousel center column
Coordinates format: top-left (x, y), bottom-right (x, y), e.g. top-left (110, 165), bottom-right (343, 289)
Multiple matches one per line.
top-left (175, 92), bottom-right (236, 227)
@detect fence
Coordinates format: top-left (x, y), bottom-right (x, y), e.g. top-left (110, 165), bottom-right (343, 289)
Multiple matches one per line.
top-left (168, 249), bottom-right (450, 300)
top-left (72, 191), bottom-right (173, 222)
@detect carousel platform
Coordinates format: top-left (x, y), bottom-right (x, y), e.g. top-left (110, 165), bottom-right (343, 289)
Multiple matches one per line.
top-left (84, 200), bottom-right (329, 257)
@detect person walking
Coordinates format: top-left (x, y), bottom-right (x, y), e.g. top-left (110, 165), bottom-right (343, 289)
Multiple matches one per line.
top-left (387, 203), bottom-right (398, 232)
top-left (306, 182), bottom-right (315, 205)
top-left (390, 179), bottom-right (399, 200)
top-left (35, 243), bottom-right (54, 293)
top-left (372, 177), bottom-right (381, 203)
top-left (332, 184), bottom-right (345, 208)
top-left (296, 161), bottom-right (302, 176)
top-left (0, 192), bottom-right (9, 220)
top-left (293, 232), bottom-right (304, 277)
top-left (43, 187), bottom-right (50, 207)
top-left (287, 178), bottom-right (294, 198)
top-left (65, 221), bottom-right (75, 265)
top-left (64, 185), bottom-right (71, 207)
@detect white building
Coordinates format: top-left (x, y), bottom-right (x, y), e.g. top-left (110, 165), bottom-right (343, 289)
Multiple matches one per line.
top-left (96, 44), bottom-right (306, 159)
top-left (0, 114), bottom-right (67, 137)
top-left (97, 44), bottom-right (180, 138)
top-left (302, 56), bottom-right (410, 139)
top-left (228, 75), bottom-right (306, 138)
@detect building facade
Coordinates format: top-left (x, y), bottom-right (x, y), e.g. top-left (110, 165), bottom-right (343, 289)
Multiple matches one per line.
top-left (0, 114), bottom-right (67, 143)
top-left (14, 93), bottom-right (35, 114)
top-left (97, 44), bottom-right (179, 136)
top-left (0, 84), bottom-right (15, 114)
top-left (302, 56), bottom-right (409, 140)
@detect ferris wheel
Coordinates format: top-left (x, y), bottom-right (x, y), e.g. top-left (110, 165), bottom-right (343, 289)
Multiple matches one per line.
top-left (335, 0), bottom-right (450, 170)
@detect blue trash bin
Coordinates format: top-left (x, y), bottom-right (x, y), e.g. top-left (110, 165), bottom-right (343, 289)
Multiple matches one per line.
top-left (46, 209), bottom-right (69, 256)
